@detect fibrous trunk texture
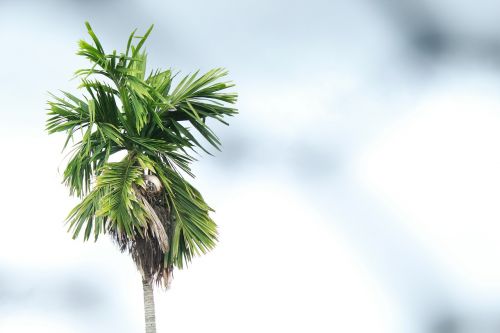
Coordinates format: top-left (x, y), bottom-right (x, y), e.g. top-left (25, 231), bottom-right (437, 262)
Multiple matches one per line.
top-left (111, 182), bottom-right (174, 286)
top-left (143, 278), bottom-right (157, 333)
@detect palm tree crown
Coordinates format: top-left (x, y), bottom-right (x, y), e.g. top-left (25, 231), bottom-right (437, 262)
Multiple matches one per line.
top-left (46, 22), bottom-right (238, 287)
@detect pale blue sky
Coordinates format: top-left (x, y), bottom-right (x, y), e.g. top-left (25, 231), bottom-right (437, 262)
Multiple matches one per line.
top-left (2, 1), bottom-right (500, 332)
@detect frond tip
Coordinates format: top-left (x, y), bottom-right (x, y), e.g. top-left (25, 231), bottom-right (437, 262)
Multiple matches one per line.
top-left (47, 22), bottom-right (238, 286)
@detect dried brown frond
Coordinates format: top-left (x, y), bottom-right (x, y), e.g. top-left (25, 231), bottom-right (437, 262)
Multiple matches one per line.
top-left (110, 178), bottom-right (175, 287)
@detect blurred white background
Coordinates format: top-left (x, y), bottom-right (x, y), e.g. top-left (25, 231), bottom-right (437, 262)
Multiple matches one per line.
top-left (2, 0), bottom-right (500, 332)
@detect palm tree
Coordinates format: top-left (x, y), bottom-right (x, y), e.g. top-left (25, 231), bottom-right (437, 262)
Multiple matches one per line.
top-left (46, 22), bottom-right (237, 333)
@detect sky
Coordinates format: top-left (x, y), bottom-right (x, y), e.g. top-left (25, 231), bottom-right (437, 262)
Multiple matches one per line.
top-left (2, 1), bottom-right (500, 332)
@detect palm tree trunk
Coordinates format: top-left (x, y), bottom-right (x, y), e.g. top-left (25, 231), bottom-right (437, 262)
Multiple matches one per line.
top-left (142, 278), bottom-right (157, 333)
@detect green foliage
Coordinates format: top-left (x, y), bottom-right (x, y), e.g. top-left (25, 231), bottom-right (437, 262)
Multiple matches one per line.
top-left (47, 22), bottom-right (237, 270)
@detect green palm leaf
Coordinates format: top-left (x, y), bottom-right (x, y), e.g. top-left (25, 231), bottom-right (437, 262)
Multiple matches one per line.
top-left (47, 22), bottom-right (238, 285)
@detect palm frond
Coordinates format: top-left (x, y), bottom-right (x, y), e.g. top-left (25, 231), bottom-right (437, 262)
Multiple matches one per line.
top-left (94, 156), bottom-right (147, 236)
top-left (162, 68), bottom-right (238, 151)
top-left (48, 21), bottom-right (238, 284)
top-left (152, 159), bottom-right (217, 268)
top-left (66, 186), bottom-right (107, 241)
